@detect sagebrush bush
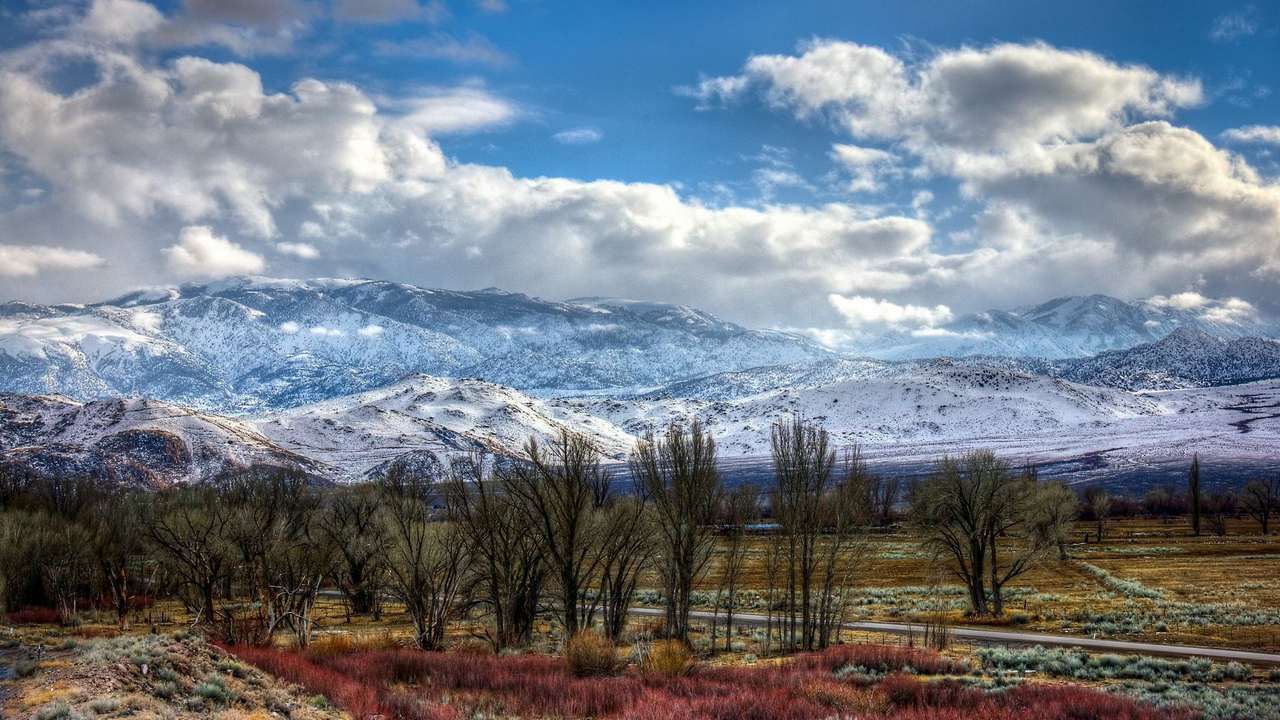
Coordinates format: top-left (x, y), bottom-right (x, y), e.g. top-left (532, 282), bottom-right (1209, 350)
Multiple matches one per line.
top-left (564, 631), bottom-right (619, 677)
top-left (641, 640), bottom-right (692, 679)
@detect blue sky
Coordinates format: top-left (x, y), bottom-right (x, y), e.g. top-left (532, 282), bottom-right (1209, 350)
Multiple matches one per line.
top-left (0, 0), bottom-right (1278, 341)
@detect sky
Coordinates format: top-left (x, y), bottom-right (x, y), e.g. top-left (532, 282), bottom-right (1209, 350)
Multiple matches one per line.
top-left (0, 0), bottom-right (1278, 345)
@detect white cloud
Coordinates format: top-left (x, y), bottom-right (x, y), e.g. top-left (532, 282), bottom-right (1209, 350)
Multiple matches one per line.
top-left (373, 33), bottom-right (511, 67)
top-left (828, 294), bottom-right (953, 329)
top-left (163, 226), bottom-right (265, 277)
top-left (830, 143), bottom-right (897, 192)
top-left (276, 241), bottom-right (319, 259)
top-left (309, 325), bottom-right (344, 336)
top-left (553, 127), bottom-right (604, 145)
top-left (0, 245), bottom-right (105, 277)
top-left (279, 321), bottom-right (300, 334)
top-left (392, 87), bottom-right (519, 135)
top-left (1202, 297), bottom-right (1257, 325)
top-left (1221, 125), bottom-right (1280, 145)
top-left (1148, 291), bottom-right (1212, 310)
top-left (474, 0), bottom-right (508, 13)
top-left (1210, 7), bottom-right (1261, 42)
top-left (690, 40), bottom-right (1202, 175)
top-left (358, 324), bottom-right (385, 337)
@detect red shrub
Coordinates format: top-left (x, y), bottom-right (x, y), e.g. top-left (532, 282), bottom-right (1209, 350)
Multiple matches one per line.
top-left (5, 606), bottom-right (61, 625)
top-left (224, 641), bottom-right (1195, 720)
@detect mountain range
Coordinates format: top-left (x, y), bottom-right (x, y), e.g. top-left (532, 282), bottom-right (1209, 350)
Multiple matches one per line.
top-left (2, 278), bottom-right (1278, 486)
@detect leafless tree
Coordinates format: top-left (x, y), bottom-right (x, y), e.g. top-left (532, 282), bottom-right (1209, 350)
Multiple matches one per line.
top-left (380, 466), bottom-right (467, 650)
top-left (630, 420), bottom-right (722, 642)
top-left (715, 484), bottom-right (758, 651)
top-left (501, 430), bottom-right (610, 637)
top-left (317, 483), bottom-right (388, 619)
top-left (1083, 486), bottom-right (1112, 542)
top-left (1203, 490), bottom-right (1236, 537)
top-left (144, 485), bottom-right (235, 625)
top-left (911, 451), bottom-right (1072, 617)
top-left (594, 495), bottom-right (652, 642)
top-left (1189, 455), bottom-right (1202, 536)
top-left (1242, 477), bottom-right (1279, 535)
top-left (446, 453), bottom-right (546, 650)
top-left (769, 417), bottom-right (838, 651)
top-left (89, 492), bottom-right (146, 628)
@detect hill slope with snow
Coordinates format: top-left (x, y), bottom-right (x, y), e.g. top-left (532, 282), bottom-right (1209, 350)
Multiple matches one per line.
top-left (0, 277), bottom-right (831, 411)
top-left (861, 294), bottom-right (1276, 360)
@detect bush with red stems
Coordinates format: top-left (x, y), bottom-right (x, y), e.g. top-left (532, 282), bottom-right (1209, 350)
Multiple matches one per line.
top-left (222, 641), bottom-right (1197, 720)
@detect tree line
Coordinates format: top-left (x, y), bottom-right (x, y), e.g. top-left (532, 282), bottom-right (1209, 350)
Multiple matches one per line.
top-left (1, 423), bottom-right (1275, 654)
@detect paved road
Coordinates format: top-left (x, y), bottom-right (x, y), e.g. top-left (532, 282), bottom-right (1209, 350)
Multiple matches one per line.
top-left (628, 607), bottom-right (1280, 666)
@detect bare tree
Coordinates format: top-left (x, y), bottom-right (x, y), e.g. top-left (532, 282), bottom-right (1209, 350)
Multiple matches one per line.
top-left (911, 455), bottom-right (989, 615)
top-left (89, 492), bottom-right (146, 628)
top-left (814, 449), bottom-right (872, 648)
top-left (501, 430), bottom-right (610, 637)
top-left (144, 485), bottom-right (235, 625)
top-left (594, 495), bottom-right (652, 642)
top-left (630, 421), bottom-right (722, 642)
top-left (379, 467), bottom-right (467, 650)
top-left (769, 417), bottom-right (837, 651)
top-left (446, 453), bottom-right (546, 650)
top-left (1189, 455), bottom-right (1202, 536)
top-left (715, 484), bottom-right (758, 652)
top-left (987, 474), bottom-right (1076, 615)
top-left (1203, 490), bottom-right (1236, 537)
top-left (1242, 477), bottom-right (1279, 535)
top-left (866, 475), bottom-right (900, 528)
top-left (318, 484), bottom-right (388, 619)
top-left (1083, 486), bottom-right (1112, 542)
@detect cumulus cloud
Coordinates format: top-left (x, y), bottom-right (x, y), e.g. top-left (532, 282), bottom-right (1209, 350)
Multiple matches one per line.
top-left (358, 324), bottom-right (385, 337)
top-left (279, 321), bottom-right (300, 334)
top-left (0, 245), bottom-right (105, 277)
top-left (684, 39), bottom-right (1280, 318)
top-left (2, 9), bottom-right (1278, 331)
top-left (828, 294), bottom-right (953, 329)
top-left (553, 127), bottom-right (604, 145)
top-left (830, 143), bottom-right (897, 192)
top-left (1221, 125), bottom-right (1280, 145)
top-left (1149, 292), bottom-right (1259, 325)
top-left (163, 226), bottom-right (265, 277)
top-left (689, 39), bottom-right (1202, 175)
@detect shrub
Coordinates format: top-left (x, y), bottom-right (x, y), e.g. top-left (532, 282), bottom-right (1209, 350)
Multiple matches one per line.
top-left (193, 677), bottom-right (235, 704)
top-left (565, 631), bottom-right (619, 677)
top-left (6, 606), bottom-right (62, 625)
top-left (641, 640), bottom-right (693, 679)
top-left (15, 657), bottom-right (39, 677)
top-left (34, 703), bottom-right (77, 720)
top-left (152, 681), bottom-right (180, 699)
top-left (88, 697), bottom-right (121, 715)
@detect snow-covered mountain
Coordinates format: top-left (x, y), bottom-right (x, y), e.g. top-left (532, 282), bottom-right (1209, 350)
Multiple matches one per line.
top-left (0, 394), bottom-right (330, 487)
top-left (0, 277), bottom-right (830, 411)
top-left (861, 294), bottom-right (1277, 360)
top-left (557, 358), bottom-right (1164, 456)
top-left (1053, 327), bottom-right (1280, 390)
top-left (257, 374), bottom-right (636, 481)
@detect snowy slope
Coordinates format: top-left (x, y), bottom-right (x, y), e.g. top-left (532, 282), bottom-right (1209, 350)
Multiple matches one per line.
top-left (862, 294), bottom-right (1277, 360)
top-left (1054, 328), bottom-right (1280, 390)
top-left (0, 394), bottom-right (330, 487)
top-left (0, 277), bottom-right (830, 411)
top-left (554, 359), bottom-right (1164, 456)
top-left (256, 374), bottom-right (636, 481)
